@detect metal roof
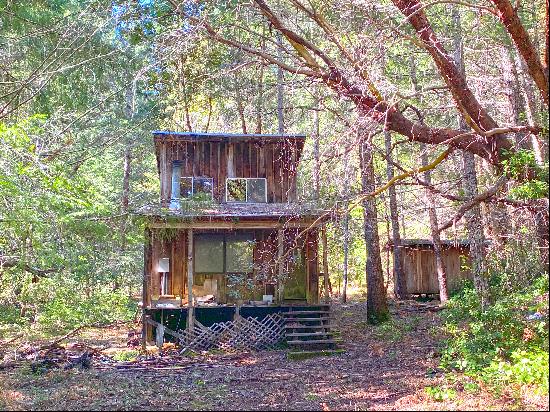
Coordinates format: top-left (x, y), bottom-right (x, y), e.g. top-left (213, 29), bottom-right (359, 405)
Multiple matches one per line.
top-left (153, 131), bottom-right (306, 139)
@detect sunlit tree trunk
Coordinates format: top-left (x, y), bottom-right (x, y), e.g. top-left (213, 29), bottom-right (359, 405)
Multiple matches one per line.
top-left (384, 131), bottom-right (406, 299)
top-left (360, 131), bottom-right (389, 323)
top-left (453, 7), bottom-right (490, 309)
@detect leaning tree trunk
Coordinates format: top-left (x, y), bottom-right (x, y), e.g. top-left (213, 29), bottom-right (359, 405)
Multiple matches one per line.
top-left (453, 6), bottom-right (490, 309)
top-left (384, 131), bottom-right (406, 299)
top-left (360, 131), bottom-right (389, 324)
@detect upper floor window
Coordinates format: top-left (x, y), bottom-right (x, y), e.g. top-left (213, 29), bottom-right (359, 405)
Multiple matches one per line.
top-left (180, 176), bottom-right (213, 201)
top-left (226, 178), bottom-right (267, 203)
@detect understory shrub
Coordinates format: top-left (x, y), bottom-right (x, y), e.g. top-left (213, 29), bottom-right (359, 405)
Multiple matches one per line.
top-left (441, 269), bottom-right (549, 394)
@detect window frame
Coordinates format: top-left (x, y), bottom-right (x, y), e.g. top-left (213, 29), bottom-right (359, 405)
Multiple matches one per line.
top-left (180, 176), bottom-right (214, 201)
top-left (194, 232), bottom-right (256, 275)
top-left (225, 177), bottom-right (267, 203)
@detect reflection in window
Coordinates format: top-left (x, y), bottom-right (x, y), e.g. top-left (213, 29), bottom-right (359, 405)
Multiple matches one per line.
top-left (226, 178), bottom-right (246, 202)
top-left (195, 235), bottom-right (224, 273)
top-left (226, 234), bottom-right (255, 273)
top-left (180, 176), bottom-right (213, 201)
top-left (194, 233), bottom-right (256, 274)
top-left (226, 178), bottom-right (267, 203)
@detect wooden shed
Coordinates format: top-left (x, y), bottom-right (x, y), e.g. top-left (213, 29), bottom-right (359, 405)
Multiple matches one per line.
top-left (389, 239), bottom-right (474, 295)
top-left (135, 132), bottom-right (330, 349)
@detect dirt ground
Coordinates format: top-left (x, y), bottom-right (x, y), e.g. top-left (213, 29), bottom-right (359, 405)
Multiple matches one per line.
top-left (1, 298), bottom-right (547, 411)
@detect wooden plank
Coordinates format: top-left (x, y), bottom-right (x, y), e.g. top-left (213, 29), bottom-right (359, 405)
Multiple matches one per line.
top-left (151, 231), bottom-right (161, 299)
top-left (273, 143), bottom-right (281, 202)
top-left (204, 142), bottom-right (210, 177)
top-left (306, 229), bottom-right (319, 304)
top-left (250, 144), bottom-right (258, 178)
top-left (210, 141), bottom-right (217, 193)
top-left (227, 143), bottom-right (235, 178)
top-left (193, 142), bottom-right (200, 176)
top-left (258, 144), bottom-right (266, 178)
top-left (187, 143), bottom-right (194, 177)
top-left (187, 229), bottom-right (194, 332)
top-left (142, 228), bottom-right (152, 348)
top-left (219, 143), bottom-right (227, 201)
top-left (235, 142), bottom-right (243, 178)
top-left (322, 225), bottom-right (329, 303)
top-left (277, 228), bottom-right (284, 302)
top-left (172, 231), bottom-right (184, 300)
top-left (265, 144), bottom-right (274, 202)
top-left (243, 142), bottom-right (251, 178)
top-left (160, 143), bottom-right (168, 206)
top-left (149, 221), bottom-right (321, 229)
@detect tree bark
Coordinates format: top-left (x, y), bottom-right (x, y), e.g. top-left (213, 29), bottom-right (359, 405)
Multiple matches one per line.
top-left (360, 131), bottom-right (389, 324)
top-left (276, 31), bottom-right (285, 134)
top-left (421, 145), bottom-right (449, 303)
top-left (490, 0), bottom-right (549, 104)
top-left (341, 151), bottom-right (350, 303)
top-left (453, 6), bottom-right (490, 309)
top-left (384, 131), bottom-right (406, 299)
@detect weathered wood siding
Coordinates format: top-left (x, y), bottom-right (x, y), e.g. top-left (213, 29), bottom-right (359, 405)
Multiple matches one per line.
top-left (145, 227), bottom-right (318, 305)
top-left (402, 247), bottom-right (472, 294)
top-left (155, 138), bottom-right (304, 206)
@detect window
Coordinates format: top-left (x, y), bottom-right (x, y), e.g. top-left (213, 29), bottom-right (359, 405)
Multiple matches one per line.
top-left (226, 234), bottom-right (255, 273)
top-left (226, 178), bottom-right (267, 203)
top-left (180, 176), bottom-right (213, 201)
top-left (195, 234), bottom-right (224, 273)
top-left (194, 233), bottom-right (255, 274)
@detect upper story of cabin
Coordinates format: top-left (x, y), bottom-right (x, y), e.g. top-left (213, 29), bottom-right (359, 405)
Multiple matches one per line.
top-left (153, 131), bottom-right (306, 208)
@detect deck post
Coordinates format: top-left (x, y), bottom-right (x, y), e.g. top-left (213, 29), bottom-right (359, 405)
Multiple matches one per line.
top-left (141, 228), bottom-right (152, 349)
top-left (277, 227), bottom-right (284, 302)
top-left (187, 228), bottom-right (194, 332)
top-left (322, 225), bottom-right (330, 303)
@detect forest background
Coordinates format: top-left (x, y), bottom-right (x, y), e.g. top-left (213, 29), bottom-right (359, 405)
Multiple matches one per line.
top-left (0, 0), bottom-right (548, 397)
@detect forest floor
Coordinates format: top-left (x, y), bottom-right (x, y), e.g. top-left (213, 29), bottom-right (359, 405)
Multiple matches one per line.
top-left (1, 297), bottom-right (547, 411)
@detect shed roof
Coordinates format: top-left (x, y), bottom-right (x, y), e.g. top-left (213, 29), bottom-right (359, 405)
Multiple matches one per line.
top-left (134, 202), bottom-right (328, 221)
top-left (153, 131), bottom-right (306, 142)
top-left (385, 239), bottom-right (474, 250)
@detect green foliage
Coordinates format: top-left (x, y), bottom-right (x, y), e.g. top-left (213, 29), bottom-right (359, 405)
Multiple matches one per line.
top-left (441, 270), bottom-right (549, 394)
top-left (112, 349), bottom-right (140, 362)
top-left (425, 386), bottom-right (457, 402)
top-left (501, 149), bottom-right (549, 200)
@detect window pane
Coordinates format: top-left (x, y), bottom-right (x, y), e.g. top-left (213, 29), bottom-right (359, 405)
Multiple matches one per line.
top-left (247, 179), bottom-right (267, 203)
top-left (227, 178), bottom-right (246, 202)
top-left (195, 235), bottom-right (224, 273)
top-left (226, 234), bottom-right (255, 273)
top-left (193, 177), bottom-right (213, 200)
top-left (180, 177), bottom-right (193, 198)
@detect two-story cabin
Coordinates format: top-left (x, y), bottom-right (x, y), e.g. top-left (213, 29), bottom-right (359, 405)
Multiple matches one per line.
top-left (137, 131), bottom-right (327, 345)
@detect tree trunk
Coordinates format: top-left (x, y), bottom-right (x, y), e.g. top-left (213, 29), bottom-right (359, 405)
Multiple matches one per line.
top-left (276, 32), bottom-right (284, 134)
top-left (341, 151), bottom-right (350, 303)
top-left (453, 6), bottom-right (490, 309)
top-left (312, 94), bottom-right (320, 201)
top-left (360, 131), bottom-right (389, 324)
top-left (384, 131), bottom-right (406, 299)
top-left (421, 145), bottom-right (449, 303)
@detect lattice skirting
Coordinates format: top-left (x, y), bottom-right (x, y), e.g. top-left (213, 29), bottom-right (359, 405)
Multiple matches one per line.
top-left (174, 313), bottom-right (285, 352)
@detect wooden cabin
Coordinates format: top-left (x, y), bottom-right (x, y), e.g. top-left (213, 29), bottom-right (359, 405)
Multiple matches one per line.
top-left (389, 239), bottom-right (474, 295)
top-left (136, 132), bottom-right (326, 343)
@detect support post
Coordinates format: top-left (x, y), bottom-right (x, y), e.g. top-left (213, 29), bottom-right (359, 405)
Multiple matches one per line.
top-left (187, 228), bottom-right (194, 332)
top-left (277, 227), bottom-right (284, 302)
top-left (322, 225), bottom-right (330, 304)
top-left (141, 228), bottom-right (152, 349)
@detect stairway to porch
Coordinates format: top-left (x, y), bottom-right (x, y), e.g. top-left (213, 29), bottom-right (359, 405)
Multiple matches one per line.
top-left (282, 305), bottom-right (340, 353)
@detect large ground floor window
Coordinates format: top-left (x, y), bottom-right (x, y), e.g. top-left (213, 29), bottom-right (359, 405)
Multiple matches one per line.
top-left (194, 233), bottom-right (255, 274)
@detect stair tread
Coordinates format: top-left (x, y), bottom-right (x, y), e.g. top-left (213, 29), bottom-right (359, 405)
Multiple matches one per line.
top-left (287, 339), bottom-right (337, 345)
top-left (282, 311), bottom-right (330, 315)
top-left (286, 332), bottom-right (332, 337)
top-left (284, 324), bottom-right (333, 329)
top-left (284, 317), bottom-right (331, 322)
